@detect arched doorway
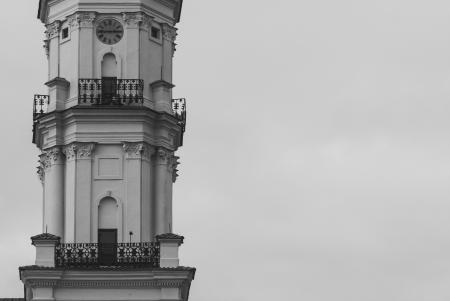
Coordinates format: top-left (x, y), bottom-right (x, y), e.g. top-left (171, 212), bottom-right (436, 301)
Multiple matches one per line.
top-left (98, 197), bottom-right (118, 265)
top-left (101, 53), bottom-right (117, 104)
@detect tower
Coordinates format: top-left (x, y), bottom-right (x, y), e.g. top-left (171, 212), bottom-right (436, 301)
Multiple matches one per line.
top-left (20, 1), bottom-right (195, 300)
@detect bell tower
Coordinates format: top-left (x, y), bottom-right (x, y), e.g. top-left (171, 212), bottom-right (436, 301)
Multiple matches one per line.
top-left (20, 1), bottom-right (195, 300)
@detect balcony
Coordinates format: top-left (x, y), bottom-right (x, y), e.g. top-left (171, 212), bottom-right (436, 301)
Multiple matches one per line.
top-left (55, 241), bottom-right (160, 268)
top-left (78, 78), bottom-right (144, 105)
top-left (33, 94), bottom-right (49, 120)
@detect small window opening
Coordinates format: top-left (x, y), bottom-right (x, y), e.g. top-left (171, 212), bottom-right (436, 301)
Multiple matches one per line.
top-left (62, 28), bottom-right (69, 39)
top-left (151, 27), bottom-right (160, 39)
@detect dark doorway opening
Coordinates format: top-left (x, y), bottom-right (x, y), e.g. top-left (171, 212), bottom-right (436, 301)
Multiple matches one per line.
top-left (98, 228), bottom-right (117, 266)
top-left (101, 77), bottom-right (117, 104)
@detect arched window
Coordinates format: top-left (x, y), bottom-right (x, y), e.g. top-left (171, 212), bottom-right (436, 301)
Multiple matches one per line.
top-left (101, 53), bottom-right (117, 78)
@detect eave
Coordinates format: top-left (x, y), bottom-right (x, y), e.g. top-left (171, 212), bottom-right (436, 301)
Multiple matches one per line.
top-left (38, 0), bottom-right (184, 23)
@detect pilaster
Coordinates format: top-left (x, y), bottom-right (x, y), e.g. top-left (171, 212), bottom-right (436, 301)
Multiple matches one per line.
top-left (63, 143), bottom-right (96, 243)
top-left (45, 21), bottom-right (61, 80)
top-left (123, 12), bottom-right (144, 78)
top-left (40, 147), bottom-right (64, 239)
top-left (123, 142), bottom-right (155, 242)
top-left (153, 148), bottom-right (175, 235)
top-left (70, 12), bottom-right (96, 78)
top-left (161, 23), bottom-right (177, 81)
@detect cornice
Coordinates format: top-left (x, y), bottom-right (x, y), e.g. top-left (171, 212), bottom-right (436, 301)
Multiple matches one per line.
top-left (40, 0), bottom-right (183, 24)
top-left (33, 106), bottom-right (183, 151)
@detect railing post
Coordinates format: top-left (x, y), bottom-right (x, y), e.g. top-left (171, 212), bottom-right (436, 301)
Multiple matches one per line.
top-left (31, 233), bottom-right (60, 267)
top-left (156, 233), bottom-right (184, 268)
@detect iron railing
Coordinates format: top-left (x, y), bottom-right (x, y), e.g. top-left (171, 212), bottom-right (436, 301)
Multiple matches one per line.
top-left (172, 98), bottom-right (187, 131)
top-left (33, 95), bottom-right (49, 120)
top-left (55, 242), bottom-right (160, 268)
top-left (78, 78), bottom-right (144, 105)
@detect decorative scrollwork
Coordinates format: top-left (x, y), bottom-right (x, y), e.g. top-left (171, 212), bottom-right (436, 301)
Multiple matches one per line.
top-left (161, 23), bottom-right (177, 42)
top-left (123, 142), bottom-right (154, 160)
top-left (45, 21), bottom-right (61, 39)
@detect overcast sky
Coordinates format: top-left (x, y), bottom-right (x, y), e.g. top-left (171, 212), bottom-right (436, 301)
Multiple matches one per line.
top-left (1, 0), bottom-right (450, 300)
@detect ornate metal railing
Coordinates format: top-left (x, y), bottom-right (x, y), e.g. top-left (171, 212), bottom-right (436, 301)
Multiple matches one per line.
top-left (78, 78), bottom-right (144, 105)
top-left (172, 98), bottom-right (187, 131)
top-left (33, 95), bottom-right (49, 120)
top-left (55, 242), bottom-right (160, 268)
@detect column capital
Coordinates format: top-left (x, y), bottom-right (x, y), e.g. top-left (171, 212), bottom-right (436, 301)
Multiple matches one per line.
top-left (161, 23), bottom-right (177, 42)
top-left (68, 12), bottom-right (97, 29)
top-left (122, 12), bottom-right (152, 30)
top-left (40, 147), bottom-right (64, 171)
top-left (123, 142), bottom-right (155, 160)
top-left (154, 147), bottom-right (174, 165)
top-left (45, 20), bottom-right (61, 39)
top-left (63, 143), bottom-right (96, 161)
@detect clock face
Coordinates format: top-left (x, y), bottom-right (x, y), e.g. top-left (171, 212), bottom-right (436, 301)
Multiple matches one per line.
top-left (96, 19), bottom-right (124, 45)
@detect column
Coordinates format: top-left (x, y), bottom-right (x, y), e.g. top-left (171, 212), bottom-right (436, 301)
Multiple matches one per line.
top-left (153, 148), bottom-right (174, 235)
top-left (40, 147), bottom-right (65, 239)
top-left (45, 21), bottom-right (61, 80)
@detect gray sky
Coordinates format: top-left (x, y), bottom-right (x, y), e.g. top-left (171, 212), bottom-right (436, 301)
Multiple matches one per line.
top-left (1, 0), bottom-right (450, 300)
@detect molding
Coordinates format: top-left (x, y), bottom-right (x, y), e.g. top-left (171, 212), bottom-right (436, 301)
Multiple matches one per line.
top-left (45, 20), bottom-right (61, 39)
top-left (45, 77), bottom-right (70, 88)
top-left (27, 279), bottom-right (58, 288)
top-left (150, 80), bottom-right (175, 89)
top-left (26, 278), bottom-right (186, 288)
top-left (58, 279), bottom-right (185, 288)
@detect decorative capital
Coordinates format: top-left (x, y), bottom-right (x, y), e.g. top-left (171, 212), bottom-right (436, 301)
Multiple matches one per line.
top-left (68, 12), bottom-right (96, 29)
top-left (122, 12), bottom-right (152, 29)
top-left (161, 23), bottom-right (177, 42)
top-left (39, 147), bottom-right (63, 170)
top-left (63, 143), bottom-right (96, 160)
top-left (154, 147), bottom-right (173, 165)
top-left (45, 21), bottom-right (61, 39)
top-left (123, 142), bottom-right (154, 160)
